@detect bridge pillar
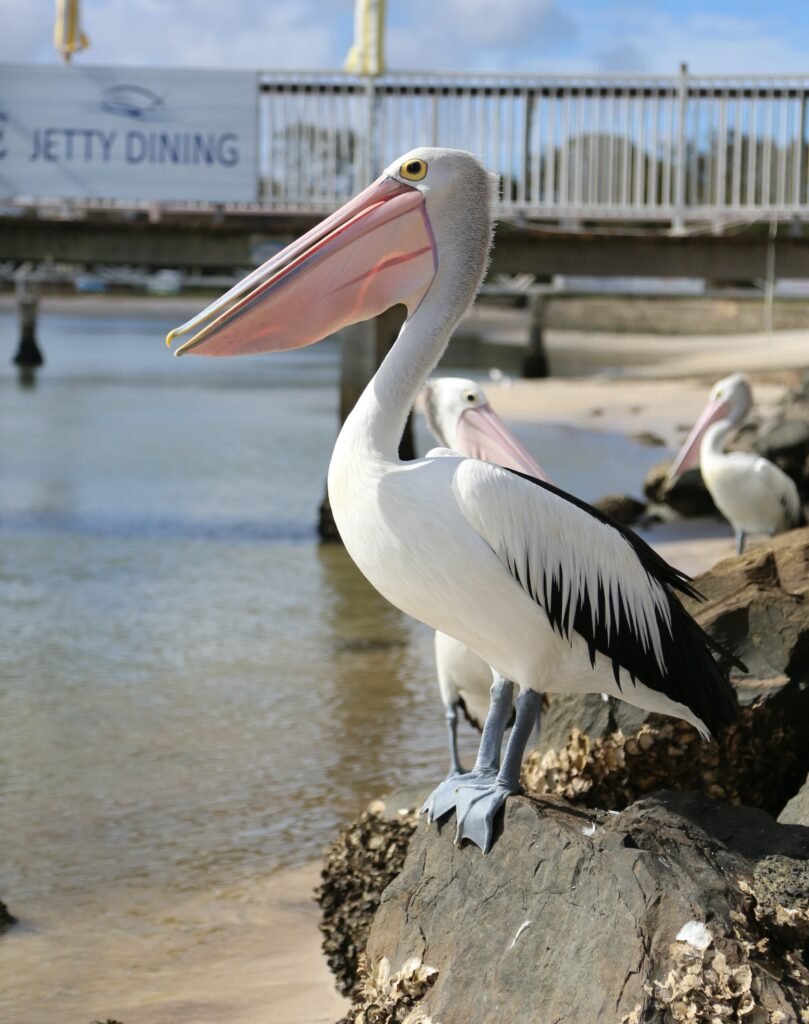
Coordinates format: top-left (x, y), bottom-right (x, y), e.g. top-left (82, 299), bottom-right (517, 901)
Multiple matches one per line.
top-left (521, 291), bottom-right (549, 379)
top-left (318, 305), bottom-right (410, 541)
top-left (13, 267), bottom-right (44, 386)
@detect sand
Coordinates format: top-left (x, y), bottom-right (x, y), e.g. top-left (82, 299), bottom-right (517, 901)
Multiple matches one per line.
top-left (2, 862), bottom-right (349, 1024)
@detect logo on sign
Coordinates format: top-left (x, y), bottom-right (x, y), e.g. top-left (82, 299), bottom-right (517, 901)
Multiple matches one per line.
top-left (100, 85), bottom-right (165, 120)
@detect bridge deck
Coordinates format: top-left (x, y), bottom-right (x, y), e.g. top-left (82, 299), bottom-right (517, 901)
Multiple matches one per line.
top-left (6, 67), bottom-right (809, 231)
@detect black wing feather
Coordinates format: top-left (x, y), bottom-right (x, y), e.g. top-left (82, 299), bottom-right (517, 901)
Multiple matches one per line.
top-left (502, 468), bottom-right (744, 735)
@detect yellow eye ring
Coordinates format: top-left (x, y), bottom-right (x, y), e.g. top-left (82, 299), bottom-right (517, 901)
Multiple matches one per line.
top-left (400, 158), bottom-right (427, 182)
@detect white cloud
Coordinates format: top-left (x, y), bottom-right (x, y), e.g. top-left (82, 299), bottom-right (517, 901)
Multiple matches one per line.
top-left (0, 0), bottom-right (805, 76)
top-left (0, 0), bottom-right (352, 69)
top-left (568, 7), bottom-right (809, 76)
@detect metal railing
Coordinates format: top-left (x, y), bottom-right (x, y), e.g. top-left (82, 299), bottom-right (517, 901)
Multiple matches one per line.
top-left (259, 68), bottom-right (809, 229)
top-left (12, 68), bottom-right (809, 230)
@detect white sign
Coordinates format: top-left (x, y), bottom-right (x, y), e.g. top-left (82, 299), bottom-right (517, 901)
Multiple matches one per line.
top-left (0, 64), bottom-right (258, 203)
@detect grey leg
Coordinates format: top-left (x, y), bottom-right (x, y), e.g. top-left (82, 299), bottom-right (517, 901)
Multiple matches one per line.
top-left (735, 529), bottom-right (746, 555)
top-left (422, 676), bottom-right (514, 823)
top-left (471, 676), bottom-right (516, 772)
top-left (496, 689), bottom-right (543, 792)
top-left (455, 689), bottom-right (543, 853)
top-left (446, 701), bottom-right (464, 777)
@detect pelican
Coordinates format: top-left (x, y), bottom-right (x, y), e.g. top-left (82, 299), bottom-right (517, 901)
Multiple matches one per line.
top-left (168, 148), bottom-right (741, 851)
top-left (423, 376), bottom-right (551, 775)
top-left (668, 372), bottom-right (805, 555)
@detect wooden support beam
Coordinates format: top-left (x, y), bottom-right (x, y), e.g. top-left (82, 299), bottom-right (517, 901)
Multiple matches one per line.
top-left (521, 292), bottom-right (549, 379)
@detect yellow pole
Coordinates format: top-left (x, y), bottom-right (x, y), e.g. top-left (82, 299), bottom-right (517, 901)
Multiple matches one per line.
top-left (345, 0), bottom-right (385, 76)
top-left (54, 0), bottom-right (90, 64)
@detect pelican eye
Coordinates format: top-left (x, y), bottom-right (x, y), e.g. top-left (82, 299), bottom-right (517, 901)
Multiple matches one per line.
top-left (400, 158), bottom-right (428, 182)
top-left (463, 389), bottom-right (477, 403)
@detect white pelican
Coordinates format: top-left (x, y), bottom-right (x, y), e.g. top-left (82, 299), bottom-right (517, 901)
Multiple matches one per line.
top-left (668, 372), bottom-right (805, 555)
top-left (423, 376), bottom-right (551, 775)
top-left (168, 148), bottom-right (741, 851)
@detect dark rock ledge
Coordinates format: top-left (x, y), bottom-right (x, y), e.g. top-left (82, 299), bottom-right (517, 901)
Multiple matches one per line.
top-left (333, 794), bottom-right (809, 1024)
top-left (0, 898), bottom-right (15, 933)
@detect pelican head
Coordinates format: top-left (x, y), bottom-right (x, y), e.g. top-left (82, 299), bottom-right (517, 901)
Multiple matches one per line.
top-left (166, 148), bottom-right (497, 359)
top-left (423, 376), bottom-right (551, 480)
top-left (668, 372), bottom-right (753, 479)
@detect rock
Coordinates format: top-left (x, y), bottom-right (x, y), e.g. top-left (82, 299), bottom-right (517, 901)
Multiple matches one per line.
top-left (354, 792), bottom-right (809, 1024)
top-left (780, 774), bottom-right (809, 828)
top-left (685, 527), bottom-right (809, 698)
top-left (0, 898), bottom-right (15, 933)
top-left (755, 420), bottom-right (809, 494)
top-left (318, 491), bottom-right (342, 543)
top-left (322, 523), bottom-right (809, 1002)
top-left (643, 460), bottom-right (718, 517)
top-left (591, 494), bottom-right (646, 526)
top-left (316, 803), bottom-right (418, 998)
top-left (523, 529), bottom-right (809, 817)
top-left (631, 430), bottom-right (667, 448)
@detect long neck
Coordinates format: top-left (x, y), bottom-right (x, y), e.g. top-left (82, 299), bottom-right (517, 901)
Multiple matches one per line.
top-left (342, 206), bottom-right (494, 462)
top-left (700, 419), bottom-right (734, 462)
top-left (348, 299), bottom-right (457, 459)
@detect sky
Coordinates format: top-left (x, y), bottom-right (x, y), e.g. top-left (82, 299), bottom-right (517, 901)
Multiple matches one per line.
top-left (1, 0), bottom-right (809, 76)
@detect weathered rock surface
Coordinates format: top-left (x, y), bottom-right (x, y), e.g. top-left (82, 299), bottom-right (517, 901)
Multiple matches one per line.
top-left (685, 527), bottom-right (809, 698)
top-left (325, 532), bottom-right (809, 1011)
top-left (759, 370), bottom-right (809, 500)
top-left (355, 793), bottom-right (809, 1024)
top-left (644, 461), bottom-right (718, 518)
top-left (781, 774), bottom-right (809, 828)
top-left (592, 494), bottom-right (647, 526)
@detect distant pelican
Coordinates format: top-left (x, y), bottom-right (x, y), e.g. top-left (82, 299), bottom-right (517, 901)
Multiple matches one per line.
top-left (423, 376), bottom-right (550, 774)
top-left (668, 372), bottom-right (804, 554)
top-left (169, 148), bottom-right (741, 851)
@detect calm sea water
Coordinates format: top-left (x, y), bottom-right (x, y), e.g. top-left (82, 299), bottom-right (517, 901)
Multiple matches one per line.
top-left (0, 306), bottom-right (666, 1022)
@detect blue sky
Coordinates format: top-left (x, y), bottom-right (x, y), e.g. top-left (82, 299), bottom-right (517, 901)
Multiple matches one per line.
top-left (2, 0), bottom-right (809, 75)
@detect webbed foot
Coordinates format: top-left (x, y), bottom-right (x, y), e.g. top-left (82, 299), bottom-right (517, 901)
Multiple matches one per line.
top-left (455, 779), bottom-right (518, 852)
top-left (421, 767), bottom-right (498, 822)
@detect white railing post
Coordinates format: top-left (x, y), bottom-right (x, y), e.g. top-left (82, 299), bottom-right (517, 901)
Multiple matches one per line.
top-left (364, 76), bottom-right (379, 188)
top-left (673, 62), bottom-right (689, 233)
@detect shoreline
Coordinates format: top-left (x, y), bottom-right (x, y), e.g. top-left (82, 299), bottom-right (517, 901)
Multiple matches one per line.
top-left (2, 860), bottom-right (349, 1024)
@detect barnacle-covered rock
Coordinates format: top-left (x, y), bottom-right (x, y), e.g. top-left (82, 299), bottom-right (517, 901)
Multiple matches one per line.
top-left (355, 792), bottom-right (809, 1023)
top-left (522, 699), bottom-right (806, 816)
top-left (335, 954), bottom-right (439, 1024)
top-left (317, 802), bottom-right (418, 998)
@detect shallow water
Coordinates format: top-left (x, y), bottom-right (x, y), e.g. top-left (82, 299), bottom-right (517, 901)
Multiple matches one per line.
top-left (0, 307), bottom-right (666, 1021)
